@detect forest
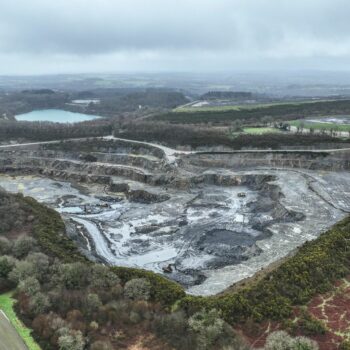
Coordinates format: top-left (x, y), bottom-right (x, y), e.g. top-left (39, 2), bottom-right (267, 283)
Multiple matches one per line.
top-left (0, 119), bottom-right (112, 142)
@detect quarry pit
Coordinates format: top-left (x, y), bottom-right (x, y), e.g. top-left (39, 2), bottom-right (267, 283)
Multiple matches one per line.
top-left (0, 137), bottom-right (349, 295)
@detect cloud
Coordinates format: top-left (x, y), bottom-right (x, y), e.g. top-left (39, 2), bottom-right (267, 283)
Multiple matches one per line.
top-left (0, 0), bottom-right (349, 74)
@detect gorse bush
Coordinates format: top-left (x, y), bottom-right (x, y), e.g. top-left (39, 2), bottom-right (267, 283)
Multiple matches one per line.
top-left (189, 309), bottom-right (226, 350)
top-left (112, 266), bottom-right (185, 306)
top-left (294, 310), bottom-right (327, 336)
top-left (124, 278), bottom-right (151, 301)
top-left (339, 340), bottom-right (350, 350)
top-left (152, 311), bottom-right (196, 349)
top-left (23, 196), bottom-right (87, 263)
top-left (264, 331), bottom-right (319, 350)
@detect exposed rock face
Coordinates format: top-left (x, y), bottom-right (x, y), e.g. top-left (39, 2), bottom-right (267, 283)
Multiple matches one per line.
top-left (183, 150), bottom-right (350, 171)
top-left (109, 182), bottom-right (130, 193)
top-left (127, 189), bottom-right (170, 203)
top-left (79, 154), bottom-right (98, 162)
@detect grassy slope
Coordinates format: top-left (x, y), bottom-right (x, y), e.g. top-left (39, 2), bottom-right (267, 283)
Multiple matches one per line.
top-left (0, 292), bottom-right (41, 350)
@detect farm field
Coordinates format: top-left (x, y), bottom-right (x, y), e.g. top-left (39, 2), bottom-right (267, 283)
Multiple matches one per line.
top-left (0, 293), bottom-right (40, 350)
top-left (289, 118), bottom-right (350, 132)
top-left (174, 99), bottom-right (333, 113)
top-left (242, 127), bottom-right (281, 135)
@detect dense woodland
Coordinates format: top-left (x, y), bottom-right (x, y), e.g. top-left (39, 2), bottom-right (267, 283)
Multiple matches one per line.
top-left (116, 121), bottom-right (350, 149)
top-left (0, 119), bottom-right (113, 142)
top-left (86, 89), bottom-right (188, 116)
top-left (0, 90), bottom-right (69, 118)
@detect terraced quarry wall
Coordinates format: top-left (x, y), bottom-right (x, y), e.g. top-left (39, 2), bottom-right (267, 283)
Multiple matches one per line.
top-left (183, 150), bottom-right (350, 171)
top-left (0, 137), bottom-right (349, 296)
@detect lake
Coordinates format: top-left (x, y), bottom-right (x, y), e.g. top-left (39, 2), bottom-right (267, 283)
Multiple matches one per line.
top-left (15, 109), bottom-right (101, 123)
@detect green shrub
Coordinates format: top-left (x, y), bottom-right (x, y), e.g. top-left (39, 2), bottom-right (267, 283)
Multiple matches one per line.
top-left (57, 329), bottom-right (85, 350)
top-left (293, 336), bottom-right (319, 350)
top-left (0, 255), bottom-right (17, 278)
top-left (29, 292), bottom-right (51, 314)
top-left (296, 311), bottom-right (327, 336)
top-left (153, 311), bottom-right (195, 349)
top-left (339, 340), bottom-right (350, 350)
top-left (0, 237), bottom-right (12, 255)
top-left (264, 331), bottom-right (319, 350)
top-left (18, 277), bottom-right (40, 297)
top-left (189, 309), bottom-right (226, 350)
top-left (9, 260), bottom-right (36, 284)
top-left (112, 266), bottom-right (185, 306)
top-left (12, 236), bottom-right (37, 259)
top-left (90, 340), bottom-right (113, 350)
top-left (124, 278), bottom-right (151, 301)
top-left (23, 196), bottom-right (86, 263)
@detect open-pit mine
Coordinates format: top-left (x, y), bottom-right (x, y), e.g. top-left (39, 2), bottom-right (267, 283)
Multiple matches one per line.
top-left (0, 137), bottom-right (349, 295)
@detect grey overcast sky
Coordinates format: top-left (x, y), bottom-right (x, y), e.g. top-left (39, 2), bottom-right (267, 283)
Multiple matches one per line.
top-left (0, 0), bottom-right (350, 75)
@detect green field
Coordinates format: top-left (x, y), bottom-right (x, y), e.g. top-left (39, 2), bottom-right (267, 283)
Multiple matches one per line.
top-left (155, 99), bottom-right (350, 125)
top-left (0, 292), bottom-right (41, 350)
top-left (242, 127), bottom-right (281, 135)
top-left (175, 104), bottom-right (241, 112)
top-left (289, 120), bottom-right (350, 132)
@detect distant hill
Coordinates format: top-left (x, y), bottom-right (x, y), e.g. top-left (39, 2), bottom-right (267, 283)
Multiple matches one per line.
top-left (21, 89), bottom-right (55, 94)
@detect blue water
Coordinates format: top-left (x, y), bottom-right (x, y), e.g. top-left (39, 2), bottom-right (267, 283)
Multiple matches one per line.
top-left (15, 109), bottom-right (101, 123)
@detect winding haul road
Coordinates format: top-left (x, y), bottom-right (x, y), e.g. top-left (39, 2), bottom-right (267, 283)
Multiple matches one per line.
top-left (0, 134), bottom-right (349, 163)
